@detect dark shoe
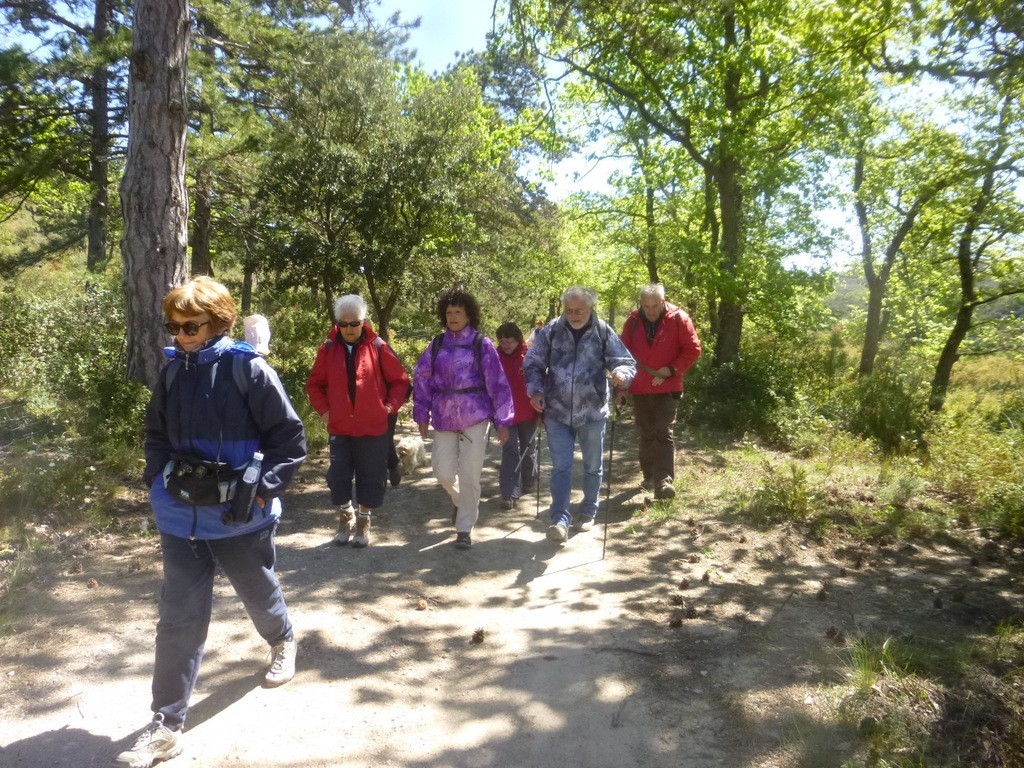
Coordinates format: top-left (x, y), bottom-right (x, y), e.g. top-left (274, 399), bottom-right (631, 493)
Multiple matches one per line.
top-left (546, 523), bottom-right (568, 543)
top-left (501, 497), bottom-right (517, 510)
top-left (389, 465), bottom-right (402, 487)
top-left (640, 479), bottom-right (653, 491)
top-left (655, 481), bottom-right (676, 500)
top-left (455, 532), bottom-right (472, 549)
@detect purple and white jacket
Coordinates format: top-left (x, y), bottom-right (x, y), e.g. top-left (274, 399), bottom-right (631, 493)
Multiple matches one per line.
top-left (412, 326), bottom-right (515, 432)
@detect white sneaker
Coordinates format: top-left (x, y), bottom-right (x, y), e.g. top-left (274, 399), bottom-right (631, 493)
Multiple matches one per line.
top-left (114, 714), bottom-right (182, 768)
top-left (546, 523), bottom-right (568, 543)
top-left (265, 638), bottom-right (296, 687)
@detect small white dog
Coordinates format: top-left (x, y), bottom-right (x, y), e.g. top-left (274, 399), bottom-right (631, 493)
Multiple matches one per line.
top-left (395, 435), bottom-right (428, 475)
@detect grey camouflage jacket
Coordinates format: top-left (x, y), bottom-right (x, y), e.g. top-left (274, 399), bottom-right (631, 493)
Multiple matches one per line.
top-left (523, 314), bottom-right (635, 428)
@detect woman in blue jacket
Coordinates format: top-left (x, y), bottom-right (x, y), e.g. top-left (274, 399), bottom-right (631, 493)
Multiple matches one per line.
top-left (115, 277), bottom-right (306, 768)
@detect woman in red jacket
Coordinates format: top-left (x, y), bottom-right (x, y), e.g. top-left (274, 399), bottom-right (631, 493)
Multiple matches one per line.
top-left (306, 295), bottom-right (410, 547)
top-left (496, 321), bottom-right (538, 509)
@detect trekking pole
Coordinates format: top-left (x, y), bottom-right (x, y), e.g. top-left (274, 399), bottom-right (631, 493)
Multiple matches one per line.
top-left (535, 418), bottom-right (543, 521)
top-left (603, 404), bottom-right (619, 560)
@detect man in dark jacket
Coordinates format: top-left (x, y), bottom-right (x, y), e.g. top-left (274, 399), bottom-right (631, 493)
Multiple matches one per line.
top-left (619, 283), bottom-right (701, 500)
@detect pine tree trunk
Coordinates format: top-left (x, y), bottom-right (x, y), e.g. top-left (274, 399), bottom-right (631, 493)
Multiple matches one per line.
top-left (86, 0), bottom-right (111, 273)
top-left (119, 0), bottom-right (190, 388)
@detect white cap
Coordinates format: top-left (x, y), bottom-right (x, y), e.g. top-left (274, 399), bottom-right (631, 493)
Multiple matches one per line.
top-left (243, 314), bottom-right (271, 356)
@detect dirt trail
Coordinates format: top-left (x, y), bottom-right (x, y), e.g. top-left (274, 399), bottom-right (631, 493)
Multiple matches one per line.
top-left (2, 423), bottom-right (1019, 767)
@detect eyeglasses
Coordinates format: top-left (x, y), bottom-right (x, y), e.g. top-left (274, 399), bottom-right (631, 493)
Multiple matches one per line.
top-left (165, 320), bottom-right (211, 336)
top-left (336, 321), bottom-right (362, 328)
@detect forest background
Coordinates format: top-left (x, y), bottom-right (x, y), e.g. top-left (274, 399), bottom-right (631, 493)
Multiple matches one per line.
top-left (1, 1), bottom-right (1023, 765)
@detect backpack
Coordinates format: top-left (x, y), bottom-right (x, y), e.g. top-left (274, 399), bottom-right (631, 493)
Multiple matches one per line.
top-left (428, 331), bottom-right (486, 395)
top-left (430, 331), bottom-right (483, 369)
top-left (325, 335), bottom-right (410, 402)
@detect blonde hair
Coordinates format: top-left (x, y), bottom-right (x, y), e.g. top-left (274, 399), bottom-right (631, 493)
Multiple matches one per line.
top-left (163, 276), bottom-right (237, 334)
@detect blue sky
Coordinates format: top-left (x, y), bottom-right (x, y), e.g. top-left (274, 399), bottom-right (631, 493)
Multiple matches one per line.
top-left (373, 0), bottom-right (497, 73)
top-left (371, 1), bottom-right (622, 199)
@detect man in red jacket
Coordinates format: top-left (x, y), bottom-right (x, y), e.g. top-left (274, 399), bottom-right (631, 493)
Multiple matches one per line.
top-left (619, 284), bottom-right (701, 500)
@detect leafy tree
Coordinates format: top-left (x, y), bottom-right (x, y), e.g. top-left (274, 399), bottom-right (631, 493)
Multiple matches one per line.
top-left (508, 0), bottom-right (876, 365)
top-left (863, 0), bottom-right (1024, 410)
top-left (0, 0), bottom-right (131, 272)
top-left (250, 32), bottom-right (548, 338)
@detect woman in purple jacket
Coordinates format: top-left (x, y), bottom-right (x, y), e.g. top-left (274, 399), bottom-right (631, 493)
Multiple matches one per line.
top-left (413, 288), bottom-right (514, 549)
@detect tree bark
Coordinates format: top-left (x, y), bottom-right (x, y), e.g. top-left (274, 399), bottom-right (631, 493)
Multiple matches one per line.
top-left (191, 175), bottom-right (213, 276)
top-left (644, 182), bottom-right (658, 283)
top-left (120, 0), bottom-right (190, 388)
top-left (929, 166), bottom-right (994, 412)
top-left (86, 0), bottom-right (111, 273)
top-left (712, 157), bottom-right (744, 367)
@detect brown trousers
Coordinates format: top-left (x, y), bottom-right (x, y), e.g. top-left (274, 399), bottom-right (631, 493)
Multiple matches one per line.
top-left (633, 392), bottom-right (679, 484)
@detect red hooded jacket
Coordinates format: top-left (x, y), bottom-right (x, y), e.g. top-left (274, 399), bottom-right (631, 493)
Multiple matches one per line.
top-left (306, 322), bottom-right (410, 437)
top-left (620, 303), bottom-right (701, 396)
top-left (497, 341), bottom-right (535, 425)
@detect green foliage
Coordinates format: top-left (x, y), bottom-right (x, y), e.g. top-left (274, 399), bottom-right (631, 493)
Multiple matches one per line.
top-left (0, 270), bottom-right (149, 445)
top-left (0, 444), bottom-right (129, 530)
top-left (748, 461), bottom-right (816, 524)
top-left (836, 624), bottom-right (1024, 768)
top-left (924, 407), bottom-right (1024, 537)
top-left (840, 360), bottom-right (931, 454)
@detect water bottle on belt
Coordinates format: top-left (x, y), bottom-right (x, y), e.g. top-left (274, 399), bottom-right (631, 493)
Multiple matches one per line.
top-left (224, 451), bottom-right (263, 525)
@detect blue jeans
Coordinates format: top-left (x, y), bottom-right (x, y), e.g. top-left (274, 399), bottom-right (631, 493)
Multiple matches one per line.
top-left (499, 418), bottom-right (539, 500)
top-left (545, 417), bottom-right (606, 527)
top-left (152, 525), bottom-right (292, 729)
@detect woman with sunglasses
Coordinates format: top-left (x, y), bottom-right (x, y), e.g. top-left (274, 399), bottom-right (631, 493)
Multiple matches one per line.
top-left (306, 294), bottom-right (411, 548)
top-left (413, 288), bottom-right (514, 549)
top-left (116, 277), bottom-right (307, 768)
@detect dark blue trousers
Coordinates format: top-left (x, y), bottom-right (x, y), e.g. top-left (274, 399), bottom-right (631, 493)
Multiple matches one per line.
top-left (151, 525), bottom-right (292, 729)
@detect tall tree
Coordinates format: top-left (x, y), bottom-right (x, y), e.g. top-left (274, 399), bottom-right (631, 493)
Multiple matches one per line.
top-left (0, 0), bottom-right (130, 271)
top-left (120, 0), bottom-right (189, 387)
top-left (508, 0), bottom-right (876, 365)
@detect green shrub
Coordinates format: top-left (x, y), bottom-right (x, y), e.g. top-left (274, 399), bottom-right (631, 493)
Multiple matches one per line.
top-left (839, 359), bottom-right (930, 454)
top-left (748, 460), bottom-right (817, 523)
top-left (924, 408), bottom-right (1024, 537)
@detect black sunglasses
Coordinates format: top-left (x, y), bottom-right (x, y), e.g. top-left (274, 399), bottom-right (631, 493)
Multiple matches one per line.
top-left (165, 320), bottom-right (211, 336)
top-left (336, 321), bottom-right (362, 328)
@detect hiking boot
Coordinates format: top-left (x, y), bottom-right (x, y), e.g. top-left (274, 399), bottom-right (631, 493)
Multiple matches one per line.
top-left (546, 523), bottom-right (568, 543)
top-left (573, 516), bottom-right (595, 532)
top-left (334, 506), bottom-right (354, 546)
top-left (501, 497), bottom-right (517, 510)
top-left (389, 465), bottom-right (402, 487)
top-left (455, 532), bottom-right (472, 549)
top-left (114, 714), bottom-right (182, 768)
top-left (352, 513), bottom-right (371, 548)
top-left (655, 481), bottom-right (676, 500)
top-left (640, 479), bottom-right (653, 491)
top-left (265, 638), bottom-right (296, 687)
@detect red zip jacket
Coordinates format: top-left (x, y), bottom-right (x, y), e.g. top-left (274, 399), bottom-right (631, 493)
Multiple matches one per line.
top-left (620, 303), bottom-right (701, 396)
top-left (497, 341), bottom-right (535, 425)
top-left (306, 322), bottom-right (410, 437)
